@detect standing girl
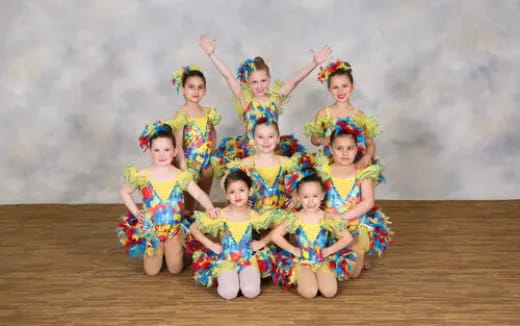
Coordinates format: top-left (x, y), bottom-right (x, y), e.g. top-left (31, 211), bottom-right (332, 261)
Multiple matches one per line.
top-left (305, 60), bottom-right (384, 175)
top-left (116, 121), bottom-right (220, 276)
top-left (189, 170), bottom-right (276, 299)
top-left (171, 66), bottom-right (221, 211)
top-left (199, 34), bottom-right (331, 174)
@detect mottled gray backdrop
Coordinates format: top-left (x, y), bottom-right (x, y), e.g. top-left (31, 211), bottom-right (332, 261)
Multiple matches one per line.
top-left (1, 0), bottom-right (519, 204)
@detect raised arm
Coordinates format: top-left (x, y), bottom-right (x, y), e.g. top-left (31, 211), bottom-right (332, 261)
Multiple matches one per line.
top-left (278, 45), bottom-right (332, 97)
top-left (200, 34), bottom-right (243, 101)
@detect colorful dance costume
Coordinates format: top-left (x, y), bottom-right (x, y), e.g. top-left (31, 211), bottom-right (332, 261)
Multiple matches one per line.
top-left (225, 155), bottom-right (300, 212)
top-left (314, 155), bottom-right (393, 256)
top-left (115, 166), bottom-right (196, 258)
top-left (304, 111), bottom-right (386, 184)
top-left (273, 212), bottom-right (357, 290)
top-left (213, 81), bottom-right (305, 177)
top-left (191, 211), bottom-right (277, 287)
top-left (171, 107), bottom-right (221, 174)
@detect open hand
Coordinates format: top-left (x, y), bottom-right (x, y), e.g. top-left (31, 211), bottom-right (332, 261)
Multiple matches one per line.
top-left (311, 45), bottom-right (333, 64)
top-left (200, 34), bottom-right (216, 55)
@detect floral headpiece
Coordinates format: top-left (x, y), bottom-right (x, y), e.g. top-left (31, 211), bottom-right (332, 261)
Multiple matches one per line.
top-left (171, 65), bottom-right (203, 94)
top-left (331, 118), bottom-right (366, 158)
top-left (236, 58), bottom-right (256, 83)
top-left (138, 120), bottom-right (174, 151)
top-left (317, 59), bottom-right (351, 84)
top-left (284, 153), bottom-right (325, 196)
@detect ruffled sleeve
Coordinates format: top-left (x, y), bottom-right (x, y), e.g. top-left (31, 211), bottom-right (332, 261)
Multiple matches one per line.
top-left (255, 209), bottom-right (290, 229)
top-left (168, 112), bottom-right (189, 130)
top-left (124, 165), bottom-right (146, 189)
top-left (281, 153), bottom-right (302, 173)
top-left (356, 164), bottom-right (383, 183)
top-left (303, 114), bottom-right (336, 138)
top-left (353, 113), bottom-right (381, 138)
top-left (194, 211), bottom-right (224, 237)
top-left (206, 107), bottom-right (222, 126)
top-left (285, 212), bottom-right (300, 233)
top-left (322, 217), bottom-right (348, 234)
top-left (270, 79), bottom-right (289, 109)
top-left (176, 168), bottom-right (198, 190)
top-left (232, 85), bottom-right (254, 117)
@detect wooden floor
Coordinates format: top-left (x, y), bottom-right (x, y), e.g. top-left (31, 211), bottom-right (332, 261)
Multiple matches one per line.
top-left (1, 201), bottom-right (519, 326)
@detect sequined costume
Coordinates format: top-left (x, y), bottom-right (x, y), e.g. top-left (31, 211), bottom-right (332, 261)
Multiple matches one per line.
top-left (313, 155), bottom-right (393, 256)
top-left (273, 212), bottom-right (357, 289)
top-left (115, 166), bottom-right (196, 258)
top-left (304, 108), bottom-right (385, 184)
top-left (190, 210), bottom-right (277, 287)
top-left (172, 107), bottom-right (221, 174)
top-left (213, 82), bottom-right (305, 177)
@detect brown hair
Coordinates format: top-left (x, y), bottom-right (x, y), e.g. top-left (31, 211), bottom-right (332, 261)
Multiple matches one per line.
top-left (253, 56), bottom-right (270, 77)
top-left (328, 61), bottom-right (354, 87)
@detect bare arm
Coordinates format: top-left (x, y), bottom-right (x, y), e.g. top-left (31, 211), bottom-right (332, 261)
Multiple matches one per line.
top-left (310, 109), bottom-right (330, 147)
top-left (200, 34), bottom-right (243, 101)
top-left (341, 179), bottom-right (375, 220)
top-left (186, 181), bottom-right (219, 217)
top-left (271, 221), bottom-right (301, 257)
top-left (173, 111), bottom-right (187, 170)
top-left (120, 183), bottom-right (142, 218)
top-left (278, 45), bottom-right (332, 97)
top-left (323, 228), bottom-right (353, 257)
top-left (189, 222), bottom-right (222, 254)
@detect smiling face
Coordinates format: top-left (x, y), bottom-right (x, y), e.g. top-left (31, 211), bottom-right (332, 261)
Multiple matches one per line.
top-left (149, 137), bottom-right (177, 166)
top-left (328, 74), bottom-right (354, 103)
top-left (296, 181), bottom-right (325, 213)
top-left (331, 134), bottom-right (358, 166)
top-left (253, 123), bottom-right (279, 153)
top-left (181, 75), bottom-right (206, 103)
top-left (248, 70), bottom-right (270, 97)
top-left (225, 179), bottom-right (252, 208)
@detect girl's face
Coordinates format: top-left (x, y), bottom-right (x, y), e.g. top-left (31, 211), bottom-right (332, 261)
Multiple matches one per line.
top-left (331, 135), bottom-right (358, 166)
top-left (149, 137), bottom-right (176, 166)
top-left (328, 74), bottom-right (354, 103)
top-left (181, 76), bottom-right (206, 103)
top-left (297, 181), bottom-right (325, 212)
top-left (248, 70), bottom-right (270, 97)
top-left (225, 180), bottom-right (252, 208)
top-left (253, 124), bottom-right (279, 153)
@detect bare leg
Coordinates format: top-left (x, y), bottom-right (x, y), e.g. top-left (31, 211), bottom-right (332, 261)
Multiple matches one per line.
top-left (164, 235), bottom-right (184, 274)
top-left (143, 242), bottom-right (164, 276)
top-left (316, 266), bottom-right (337, 298)
top-left (296, 265), bottom-right (319, 299)
top-left (193, 166), bottom-right (214, 211)
top-left (239, 266), bottom-right (261, 298)
top-left (351, 238), bottom-right (365, 278)
top-left (217, 270), bottom-right (240, 300)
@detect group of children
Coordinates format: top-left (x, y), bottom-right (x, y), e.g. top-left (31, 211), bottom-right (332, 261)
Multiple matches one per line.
top-left (115, 35), bottom-right (393, 299)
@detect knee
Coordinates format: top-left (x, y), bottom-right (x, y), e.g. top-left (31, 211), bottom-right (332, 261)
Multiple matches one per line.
top-left (319, 284), bottom-right (337, 298)
top-left (241, 283), bottom-right (261, 299)
top-left (167, 261), bottom-right (183, 274)
top-left (144, 264), bottom-right (162, 276)
top-left (218, 283), bottom-right (239, 300)
top-left (297, 284), bottom-right (318, 299)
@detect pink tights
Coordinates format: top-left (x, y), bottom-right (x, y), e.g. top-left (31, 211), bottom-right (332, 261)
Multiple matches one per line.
top-left (217, 266), bottom-right (261, 300)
